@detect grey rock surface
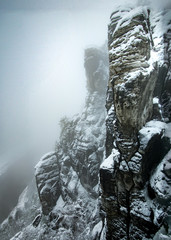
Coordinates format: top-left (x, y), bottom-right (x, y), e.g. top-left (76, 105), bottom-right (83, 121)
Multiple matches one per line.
top-left (0, 5), bottom-right (171, 240)
top-left (100, 6), bottom-right (171, 240)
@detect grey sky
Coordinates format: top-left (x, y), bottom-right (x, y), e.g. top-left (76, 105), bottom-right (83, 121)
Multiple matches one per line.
top-left (0, 0), bottom-right (116, 164)
top-left (0, 0), bottom-right (170, 165)
top-left (0, 0), bottom-right (115, 11)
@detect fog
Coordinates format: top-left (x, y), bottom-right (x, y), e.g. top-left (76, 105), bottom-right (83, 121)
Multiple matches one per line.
top-left (0, 0), bottom-right (118, 222)
top-left (0, 0), bottom-right (170, 166)
top-left (0, 0), bottom-right (170, 223)
top-left (0, 1), bottom-right (116, 166)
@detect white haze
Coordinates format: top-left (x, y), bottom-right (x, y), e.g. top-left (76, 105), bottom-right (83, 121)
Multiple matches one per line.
top-left (0, 0), bottom-right (170, 166)
top-left (0, 1), bottom-right (116, 166)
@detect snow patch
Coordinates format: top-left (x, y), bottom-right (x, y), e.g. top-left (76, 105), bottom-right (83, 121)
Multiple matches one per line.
top-left (92, 221), bottom-right (103, 238)
top-left (113, 7), bottom-right (148, 35)
top-left (153, 97), bottom-right (159, 104)
top-left (139, 120), bottom-right (166, 148)
top-left (100, 149), bottom-right (120, 171)
top-left (131, 196), bottom-right (151, 221)
top-left (150, 150), bottom-right (171, 200)
top-left (67, 169), bottom-right (78, 192)
top-left (119, 160), bottom-right (129, 172)
top-left (35, 152), bottom-right (56, 175)
top-left (53, 195), bottom-right (65, 210)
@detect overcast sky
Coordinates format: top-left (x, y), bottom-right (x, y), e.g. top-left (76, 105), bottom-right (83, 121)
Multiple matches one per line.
top-left (0, 0), bottom-right (170, 165)
top-left (0, 0), bottom-right (118, 164)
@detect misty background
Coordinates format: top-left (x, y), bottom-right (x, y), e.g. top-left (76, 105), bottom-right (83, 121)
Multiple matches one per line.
top-left (0, 0), bottom-right (170, 223)
top-left (0, 0), bottom-right (117, 170)
top-left (0, 0), bottom-right (120, 222)
top-left (0, 0), bottom-right (170, 169)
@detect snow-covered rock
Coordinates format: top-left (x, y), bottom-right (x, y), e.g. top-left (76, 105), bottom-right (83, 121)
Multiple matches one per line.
top-left (0, 45), bottom-right (108, 240)
top-left (100, 5), bottom-right (171, 240)
top-left (35, 152), bottom-right (60, 215)
top-left (1, 4), bottom-right (171, 240)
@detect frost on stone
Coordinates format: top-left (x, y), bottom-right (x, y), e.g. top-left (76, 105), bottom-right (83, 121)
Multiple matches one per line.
top-left (91, 221), bottom-right (103, 239)
top-left (130, 191), bottom-right (151, 222)
top-left (119, 160), bottom-right (129, 172)
top-left (128, 152), bottom-right (142, 174)
top-left (66, 168), bottom-right (79, 193)
top-left (100, 149), bottom-right (120, 172)
top-left (0, 179), bottom-right (40, 240)
top-left (54, 195), bottom-right (65, 209)
top-left (139, 120), bottom-right (166, 149)
top-left (150, 150), bottom-right (171, 200)
top-left (35, 151), bottom-right (56, 176)
top-left (15, 45), bottom-right (108, 239)
top-left (148, 123), bottom-right (171, 238)
top-left (111, 6), bottom-right (149, 38)
top-left (153, 97), bottom-right (159, 105)
top-left (150, 8), bottom-right (171, 67)
top-left (102, 5), bottom-right (171, 239)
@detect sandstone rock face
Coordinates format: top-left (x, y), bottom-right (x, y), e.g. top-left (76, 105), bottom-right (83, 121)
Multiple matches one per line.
top-left (109, 7), bottom-right (155, 132)
top-left (0, 46), bottom-right (108, 240)
top-left (1, 5), bottom-right (171, 240)
top-left (100, 6), bottom-right (171, 240)
top-left (35, 152), bottom-right (60, 215)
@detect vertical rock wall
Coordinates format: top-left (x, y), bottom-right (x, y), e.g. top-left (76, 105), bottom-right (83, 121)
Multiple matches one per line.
top-left (100, 6), bottom-right (171, 240)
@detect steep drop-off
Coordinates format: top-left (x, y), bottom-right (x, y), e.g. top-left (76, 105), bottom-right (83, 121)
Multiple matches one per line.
top-left (100, 6), bottom-right (171, 240)
top-left (0, 5), bottom-right (171, 240)
top-left (0, 46), bottom-right (108, 240)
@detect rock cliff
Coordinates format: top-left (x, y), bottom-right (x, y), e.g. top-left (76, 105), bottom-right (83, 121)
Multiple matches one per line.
top-left (0, 5), bottom-right (171, 240)
top-left (100, 6), bottom-right (171, 240)
top-left (0, 46), bottom-right (108, 240)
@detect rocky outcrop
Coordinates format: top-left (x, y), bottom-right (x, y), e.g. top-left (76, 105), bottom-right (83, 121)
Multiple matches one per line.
top-left (0, 5), bottom-right (170, 240)
top-left (33, 46), bottom-right (108, 240)
top-left (100, 6), bottom-right (171, 240)
top-left (0, 46), bottom-right (108, 240)
top-left (35, 152), bottom-right (60, 215)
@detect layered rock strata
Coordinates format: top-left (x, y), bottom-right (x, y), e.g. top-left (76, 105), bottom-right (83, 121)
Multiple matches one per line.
top-left (100, 6), bottom-right (171, 240)
top-left (1, 5), bottom-right (171, 240)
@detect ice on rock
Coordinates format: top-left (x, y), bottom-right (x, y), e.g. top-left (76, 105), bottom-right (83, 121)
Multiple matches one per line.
top-left (153, 97), bottom-right (160, 106)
